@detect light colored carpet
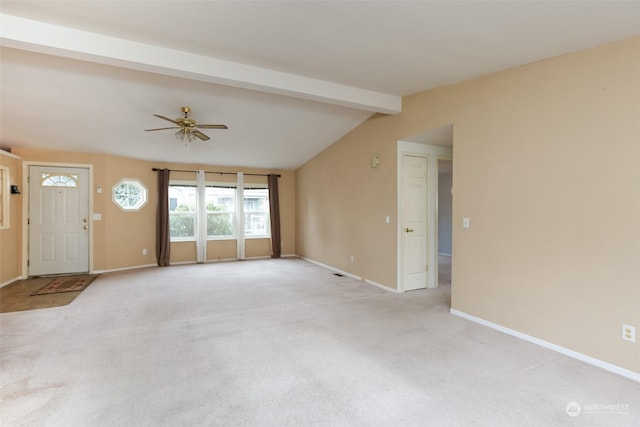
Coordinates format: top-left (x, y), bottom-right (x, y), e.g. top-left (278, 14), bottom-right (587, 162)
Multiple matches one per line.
top-left (1, 258), bottom-right (638, 427)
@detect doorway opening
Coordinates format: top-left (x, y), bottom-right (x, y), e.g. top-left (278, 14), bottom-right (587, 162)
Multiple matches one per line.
top-left (397, 124), bottom-right (453, 293)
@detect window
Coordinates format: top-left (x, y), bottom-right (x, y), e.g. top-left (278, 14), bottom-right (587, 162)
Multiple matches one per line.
top-left (113, 178), bottom-right (148, 211)
top-left (205, 186), bottom-right (235, 238)
top-left (244, 188), bottom-right (270, 237)
top-left (169, 184), bottom-right (196, 240)
top-left (169, 182), bottom-right (270, 241)
top-left (41, 173), bottom-right (79, 187)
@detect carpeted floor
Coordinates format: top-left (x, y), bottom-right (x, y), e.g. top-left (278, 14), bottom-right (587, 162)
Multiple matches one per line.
top-left (0, 258), bottom-right (638, 426)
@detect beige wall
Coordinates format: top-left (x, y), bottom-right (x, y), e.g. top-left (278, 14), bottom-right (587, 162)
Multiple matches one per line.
top-left (8, 149), bottom-right (295, 273)
top-left (296, 115), bottom-right (398, 284)
top-left (0, 151), bottom-right (22, 284)
top-left (296, 36), bottom-right (640, 373)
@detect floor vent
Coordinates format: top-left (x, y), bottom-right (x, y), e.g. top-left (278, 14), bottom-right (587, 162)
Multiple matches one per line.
top-left (333, 273), bottom-right (344, 277)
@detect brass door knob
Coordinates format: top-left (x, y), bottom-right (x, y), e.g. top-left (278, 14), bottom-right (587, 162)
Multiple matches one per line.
top-left (83, 225), bottom-right (89, 230)
top-left (405, 228), bottom-right (414, 233)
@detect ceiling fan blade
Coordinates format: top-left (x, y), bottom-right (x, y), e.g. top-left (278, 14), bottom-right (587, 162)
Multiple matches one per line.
top-left (153, 114), bottom-right (179, 124)
top-left (193, 130), bottom-right (210, 141)
top-left (197, 124), bottom-right (228, 129)
top-left (145, 127), bottom-right (180, 131)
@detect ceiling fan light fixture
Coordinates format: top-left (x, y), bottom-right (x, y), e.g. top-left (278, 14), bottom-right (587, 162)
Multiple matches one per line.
top-left (175, 128), bottom-right (196, 145)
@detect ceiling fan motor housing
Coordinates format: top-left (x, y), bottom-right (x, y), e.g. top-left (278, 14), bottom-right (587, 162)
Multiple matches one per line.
top-left (176, 117), bottom-right (196, 127)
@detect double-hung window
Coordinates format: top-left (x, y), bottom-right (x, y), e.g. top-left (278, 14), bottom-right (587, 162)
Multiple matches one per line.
top-left (168, 184), bottom-right (197, 241)
top-left (169, 181), bottom-right (269, 241)
top-left (205, 185), bottom-right (235, 238)
top-left (243, 187), bottom-right (270, 237)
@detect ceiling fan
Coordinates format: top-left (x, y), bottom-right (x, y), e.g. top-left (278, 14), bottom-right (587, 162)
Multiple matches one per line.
top-left (145, 106), bottom-right (228, 142)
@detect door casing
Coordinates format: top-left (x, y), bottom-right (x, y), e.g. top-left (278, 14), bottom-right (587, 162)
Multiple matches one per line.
top-left (397, 140), bottom-right (453, 292)
top-left (22, 162), bottom-right (94, 277)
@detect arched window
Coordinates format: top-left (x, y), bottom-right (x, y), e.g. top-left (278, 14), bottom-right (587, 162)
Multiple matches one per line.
top-left (41, 173), bottom-right (79, 187)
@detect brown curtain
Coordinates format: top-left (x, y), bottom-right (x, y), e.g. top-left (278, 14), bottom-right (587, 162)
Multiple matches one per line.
top-left (268, 174), bottom-right (281, 258)
top-left (156, 168), bottom-right (171, 266)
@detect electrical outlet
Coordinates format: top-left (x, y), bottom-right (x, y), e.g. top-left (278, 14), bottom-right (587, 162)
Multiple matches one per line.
top-left (142, 248), bottom-right (148, 256)
top-left (350, 255), bottom-right (354, 263)
top-left (622, 324), bottom-right (636, 343)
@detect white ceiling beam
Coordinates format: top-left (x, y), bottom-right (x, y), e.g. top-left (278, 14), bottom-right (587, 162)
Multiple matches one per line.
top-left (0, 14), bottom-right (401, 114)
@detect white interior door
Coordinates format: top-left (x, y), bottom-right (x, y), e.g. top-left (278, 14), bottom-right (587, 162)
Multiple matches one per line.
top-left (29, 166), bottom-right (90, 276)
top-left (401, 155), bottom-right (428, 291)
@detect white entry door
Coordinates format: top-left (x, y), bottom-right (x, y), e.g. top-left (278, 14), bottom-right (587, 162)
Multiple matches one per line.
top-left (29, 166), bottom-right (90, 276)
top-left (401, 155), bottom-right (428, 291)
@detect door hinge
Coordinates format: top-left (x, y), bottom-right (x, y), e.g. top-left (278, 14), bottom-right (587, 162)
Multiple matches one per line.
top-left (27, 260), bottom-right (30, 267)
top-left (27, 176), bottom-right (30, 183)
top-left (425, 264), bottom-right (429, 272)
top-left (27, 218), bottom-right (30, 225)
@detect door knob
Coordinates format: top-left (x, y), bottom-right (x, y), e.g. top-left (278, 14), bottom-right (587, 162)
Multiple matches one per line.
top-left (83, 225), bottom-right (89, 230)
top-left (405, 228), bottom-right (414, 233)
top-left (83, 218), bottom-right (88, 223)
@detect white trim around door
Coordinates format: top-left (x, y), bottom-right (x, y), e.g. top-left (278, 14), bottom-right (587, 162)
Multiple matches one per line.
top-left (397, 140), bottom-right (452, 292)
top-left (22, 162), bottom-right (94, 276)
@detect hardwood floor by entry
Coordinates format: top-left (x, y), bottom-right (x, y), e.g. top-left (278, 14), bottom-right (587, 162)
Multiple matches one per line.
top-left (0, 276), bottom-right (88, 313)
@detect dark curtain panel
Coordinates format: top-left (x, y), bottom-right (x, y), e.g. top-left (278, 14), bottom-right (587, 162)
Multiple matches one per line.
top-left (156, 168), bottom-right (171, 266)
top-left (268, 174), bottom-right (281, 258)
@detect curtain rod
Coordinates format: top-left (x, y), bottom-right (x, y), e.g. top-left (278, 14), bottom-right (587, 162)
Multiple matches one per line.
top-left (151, 168), bottom-right (280, 178)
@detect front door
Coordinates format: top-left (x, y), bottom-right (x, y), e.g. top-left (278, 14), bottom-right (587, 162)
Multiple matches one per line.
top-left (29, 166), bottom-right (90, 276)
top-left (401, 155), bottom-right (428, 291)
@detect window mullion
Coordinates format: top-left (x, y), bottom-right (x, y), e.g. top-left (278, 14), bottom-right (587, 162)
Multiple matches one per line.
top-left (236, 173), bottom-right (245, 260)
top-left (196, 171), bottom-right (207, 262)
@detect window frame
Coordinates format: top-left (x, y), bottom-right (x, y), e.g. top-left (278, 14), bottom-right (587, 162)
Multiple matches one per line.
top-left (41, 172), bottom-right (79, 187)
top-left (112, 178), bottom-right (148, 211)
top-left (168, 181), bottom-right (198, 242)
top-left (242, 185), bottom-right (271, 239)
top-left (168, 180), bottom-right (271, 242)
top-left (204, 183), bottom-right (236, 240)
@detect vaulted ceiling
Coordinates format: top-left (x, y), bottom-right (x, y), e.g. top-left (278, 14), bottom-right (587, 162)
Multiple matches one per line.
top-left (1, 1), bottom-right (638, 169)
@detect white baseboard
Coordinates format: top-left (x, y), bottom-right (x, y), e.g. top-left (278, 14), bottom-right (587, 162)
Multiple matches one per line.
top-left (301, 257), bottom-right (362, 280)
top-left (450, 308), bottom-right (640, 383)
top-left (301, 257), bottom-right (398, 293)
top-left (96, 256), bottom-right (300, 273)
top-left (93, 263), bottom-right (157, 274)
top-left (0, 276), bottom-right (24, 288)
top-left (364, 278), bottom-right (400, 293)
top-left (246, 254), bottom-right (299, 260)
